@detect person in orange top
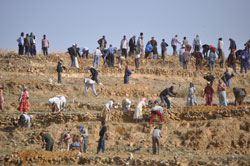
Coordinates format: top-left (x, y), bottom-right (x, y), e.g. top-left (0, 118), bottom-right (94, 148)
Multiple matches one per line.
top-left (18, 87), bottom-right (29, 112)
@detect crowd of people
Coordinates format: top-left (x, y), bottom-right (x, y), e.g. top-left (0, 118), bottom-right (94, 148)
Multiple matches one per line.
top-left (9, 32), bottom-right (250, 155)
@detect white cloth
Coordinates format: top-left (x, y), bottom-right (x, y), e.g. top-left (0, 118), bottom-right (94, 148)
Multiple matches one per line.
top-left (84, 78), bottom-right (95, 85)
top-left (218, 40), bottom-right (224, 50)
top-left (22, 114), bottom-right (31, 128)
top-left (105, 100), bottom-right (113, 110)
top-left (94, 48), bottom-right (102, 56)
top-left (48, 95), bottom-right (66, 112)
top-left (75, 57), bottom-right (79, 68)
top-left (186, 87), bottom-right (197, 106)
top-left (133, 101), bottom-right (146, 119)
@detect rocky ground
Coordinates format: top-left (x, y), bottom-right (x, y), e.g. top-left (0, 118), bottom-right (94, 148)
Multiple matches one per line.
top-left (0, 50), bottom-right (250, 166)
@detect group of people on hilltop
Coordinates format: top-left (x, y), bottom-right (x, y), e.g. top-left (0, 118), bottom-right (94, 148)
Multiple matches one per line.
top-left (17, 32), bottom-right (49, 56)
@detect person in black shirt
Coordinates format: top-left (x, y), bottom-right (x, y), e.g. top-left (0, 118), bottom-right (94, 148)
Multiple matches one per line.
top-left (57, 58), bottom-right (66, 83)
top-left (40, 132), bottom-right (54, 151)
top-left (97, 121), bottom-right (107, 154)
top-left (203, 74), bottom-right (215, 85)
top-left (160, 86), bottom-right (177, 109)
top-left (88, 67), bottom-right (99, 84)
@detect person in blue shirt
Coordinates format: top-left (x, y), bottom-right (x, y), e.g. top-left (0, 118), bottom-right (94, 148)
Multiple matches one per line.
top-left (124, 66), bottom-right (132, 84)
top-left (240, 47), bottom-right (249, 73)
top-left (107, 44), bottom-right (116, 67)
top-left (17, 32), bottom-right (24, 55)
top-left (145, 42), bottom-right (153, 59)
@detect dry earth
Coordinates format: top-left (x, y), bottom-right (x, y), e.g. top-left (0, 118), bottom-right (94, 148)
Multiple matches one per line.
top-left (0, 50), bottom-right (250, 166)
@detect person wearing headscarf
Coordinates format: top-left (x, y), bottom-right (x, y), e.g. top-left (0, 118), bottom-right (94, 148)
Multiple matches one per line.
top-left (204, 82), bottom-right (214, 106)
top-left (0, 86), bottom-right (4, 111)
top-left (186, 83), bottom-right (197, 106)
top-left (80, 125), bottom-right (89, 153)
top-left (18, 87), bottom-right (29, 112)
top-left (133, 98), bottom-right (146, 123)
top-left (124, 66), bottom-right (132, 84)
top-left (48, 95), bottom-right (66, 112)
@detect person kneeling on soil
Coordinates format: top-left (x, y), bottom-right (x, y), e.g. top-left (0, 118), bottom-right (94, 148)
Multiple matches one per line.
top-left (60, 132), bottom-right (70, 151)
top-left (149, 105), bottom-right (164, 127)
top-left (101, 99), bottom-right (115, 122)
top-left (18, 113), bottom-right (33, 131)
top-left (48, 95), bottom-right (66, 112)
top-left (233, 88), bottom-right (247, 106)
top-left (160, 86), bottom-right (177, 109)
top-left (40, 132), bottom-right (54, 151)
top-left (152, 126), bottom-right (162, 155)
top-left (121, 98), bottom-right (131, 111)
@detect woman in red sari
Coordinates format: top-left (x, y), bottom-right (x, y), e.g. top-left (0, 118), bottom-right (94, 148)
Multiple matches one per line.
top-left (204, 82), bottom-right (214, 106)
top-left (18, 87), bottom-right (29, 112)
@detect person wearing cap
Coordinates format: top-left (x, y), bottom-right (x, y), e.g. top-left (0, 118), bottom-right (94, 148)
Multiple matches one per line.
top-left (80, 125), bottom-right (88, 153)
top-left (88, 66), bottom-right (99, 84)
top-left (101, 99), bottom-right (115, 121)
top-left (57, 58), bottom-right (66, 84)
top-left (209, 46), bottom-right (216, 72)
top-left (40, 132), bottom-right (54, 151)
top-left (217, 79), bottom-right (227, 106)
top-left (182, 47), bottom-right (190, 69)
top-left (178, 44), bottom-right (185, 68)
top-left (18, 87), bottom-right (29, 112)
top-left (161, 39), bottom-right (168, 60)
top-left (160, 86), bottom-right (177, 109)
top-left (233, 88), bottom-right (247, 106)
top-left (18, 113), bottom-right (33, 131)
top-left (204, 82), bottom-right (214, 106)
top-left (187, 83), bottom-right (197, 106)
top-left (84, 78), bottom-right (97, 96)
top-left (193, 50), bottom-right (203, 71)
top-left (227, 49), bottom-right (237, 73)
top-left (152, 126), bottom-right (162, 155)
top-left (193, 35), bottom-right (202, 52)
top-left (60, 132), bottom-right (70, 151)
top-left (133, 98), bottom-right (146, 123)
top-left (0, 86), bottom-right (4, 111)
top-left (97, 121), bottom-right (107, 154)
top-left (149, 105), bottom-right (164, 126)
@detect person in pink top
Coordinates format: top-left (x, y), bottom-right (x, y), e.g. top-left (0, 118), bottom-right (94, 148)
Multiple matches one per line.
top-left (42, 34), bottom-right (49, 56)
top-left (217, 79), bottom-right (227, 106)
top-left (0, 86), bottom-right (4, 111)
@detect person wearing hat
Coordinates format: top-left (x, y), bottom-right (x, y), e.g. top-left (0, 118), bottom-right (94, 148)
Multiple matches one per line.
top-left (80, 125), bottom-right (88, 153)
top-left (203, 82), bottom-right (214, 106)
top-left (133, 98), bottom-right (146, 123)
top-left (209, 45), bottom-right (216, 72)
top-left (178, 44), bottom-right (185, 68)
top-left (159, 86), bottom-right (177, 109)
top-left (0, 86), bottom-right (4, 111)
top-left (18, 113), bottom-right (33, 131)
top-left (57, 58), bottom-right (66, 84)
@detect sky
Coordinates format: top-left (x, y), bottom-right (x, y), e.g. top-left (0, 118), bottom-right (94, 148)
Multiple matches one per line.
top-left (0, 0), bottom-right (249, 55)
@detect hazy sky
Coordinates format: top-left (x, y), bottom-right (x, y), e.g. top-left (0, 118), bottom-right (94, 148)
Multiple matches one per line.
top-left (0, 0), bottom-right (249, 54)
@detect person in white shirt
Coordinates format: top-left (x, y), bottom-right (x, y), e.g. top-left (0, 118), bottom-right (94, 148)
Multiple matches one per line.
top-left (152, 126), bottom-right (162, 155)
top-left (120, 35), bottom-right (129, 58)
top-left (18, 113), bottom-right (33, 131)
top-left (217, 38), bottom-right (225, 68)
top-left (101, 99), bottom-right (115, 121)
top-left (178, 45), bottom-right (185, 68)
top-left (121, 98), bottom-right (131, 111)
top-left (84, 78), bottom-right (97, 96)
top-left (93, 47), bottom-right (102, 68)
top-left (48, 95), bottom-right (66, 112)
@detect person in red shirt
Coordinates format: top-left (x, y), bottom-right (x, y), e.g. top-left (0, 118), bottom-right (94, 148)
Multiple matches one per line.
top-left (204, 82), bottom-right (214, 106)
top-left (18, 87), bottom-right (29, 112)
